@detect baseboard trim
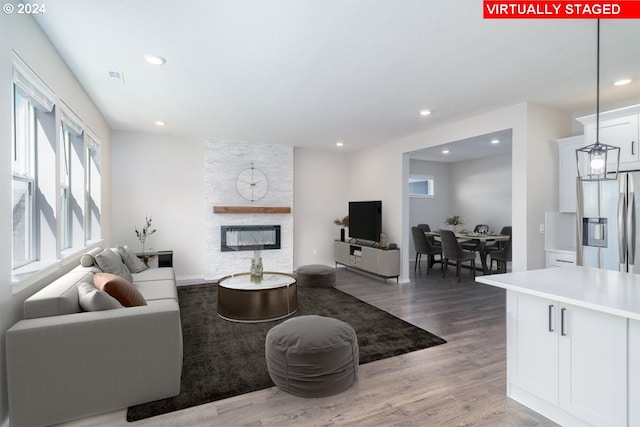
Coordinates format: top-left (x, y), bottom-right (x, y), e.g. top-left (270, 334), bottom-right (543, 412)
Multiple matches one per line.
top-left (2, 415), bottom-right (10, 427)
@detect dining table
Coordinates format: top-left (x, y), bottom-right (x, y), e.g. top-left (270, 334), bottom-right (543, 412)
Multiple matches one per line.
top-left (425, 230), bottom-right (510, 274)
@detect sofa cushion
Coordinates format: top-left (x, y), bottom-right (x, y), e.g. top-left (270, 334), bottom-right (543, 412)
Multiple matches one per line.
top-left (132, 267), bottom-right (175, 283)
top-left (117, 245), bottom-right (148, 273)
top-left (24, 271), bottom-right (94, 319)
top-left (94, 249), bottom-right (133, 282)
top-left (80, 247), bottom-right (104, 267)
top-left (94, 273), bottom-right (147, 307)
top-left (134, 280), bottom-right (179, 301)
top-left (77, 282), bottom-right (123, 311)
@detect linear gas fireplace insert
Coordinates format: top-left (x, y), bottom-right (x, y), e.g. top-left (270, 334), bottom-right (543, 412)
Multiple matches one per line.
top-left (220, 225), bottom-right (281, 252)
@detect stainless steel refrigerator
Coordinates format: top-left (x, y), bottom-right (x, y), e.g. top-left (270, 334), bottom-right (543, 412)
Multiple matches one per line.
top-left (577, 171), bottom-right (640, 272)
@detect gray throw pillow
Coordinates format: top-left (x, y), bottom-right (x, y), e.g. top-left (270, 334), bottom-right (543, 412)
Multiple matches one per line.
top-left (117, 245), bottom-right (148, 273)
top-left (77, 282), bottom-right (123, 311)
top-left (94, 248), bottom-right (133, 282)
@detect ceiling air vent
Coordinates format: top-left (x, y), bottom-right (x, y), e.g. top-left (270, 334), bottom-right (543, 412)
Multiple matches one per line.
top-left (107, 70), bottom-right (125, 84)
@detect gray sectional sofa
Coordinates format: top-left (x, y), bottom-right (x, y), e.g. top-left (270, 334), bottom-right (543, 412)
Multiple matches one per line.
top-left (5, 247), bottom-right (183, 427)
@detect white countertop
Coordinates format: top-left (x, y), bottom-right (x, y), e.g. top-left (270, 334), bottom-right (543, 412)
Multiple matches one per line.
top-left (476, 266), bottom-right (640, 320)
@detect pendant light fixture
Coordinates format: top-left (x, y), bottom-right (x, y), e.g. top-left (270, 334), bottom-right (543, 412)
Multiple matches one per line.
top-left (576, 19), bottom-right (620, 181)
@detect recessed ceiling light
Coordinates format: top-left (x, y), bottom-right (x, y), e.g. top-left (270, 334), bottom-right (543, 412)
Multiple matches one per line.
top-left (442, 149), bottom-right (450, 154)
top-left (155, 121), bottom-right (166, 126)
top-left (419, 110), bottom-right (432, 117)
top-left (336, 141), bottom-right (344, 147)
top-left (614, 78), bottom-right (632, 86)
top-left (491, 139), bottom-right (500, 144)
top-left (144, 54), bottom-right (167, 66)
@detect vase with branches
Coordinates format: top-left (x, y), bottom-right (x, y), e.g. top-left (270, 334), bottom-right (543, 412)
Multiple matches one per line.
top-left (135, 216), bottom-right (157, 253)
top-left (334, 215), bottom-right (349, 241)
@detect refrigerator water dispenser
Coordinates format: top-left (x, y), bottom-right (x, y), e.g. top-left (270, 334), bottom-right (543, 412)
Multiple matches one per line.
top-left (582, 217), bottom-right (608, 248)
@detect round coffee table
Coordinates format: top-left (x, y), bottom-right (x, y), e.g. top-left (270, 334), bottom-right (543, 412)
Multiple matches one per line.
top-left (217, 272), bottom-right (298, 322)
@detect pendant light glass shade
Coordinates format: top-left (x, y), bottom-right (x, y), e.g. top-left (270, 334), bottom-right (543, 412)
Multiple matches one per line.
top-left (576, 141), bottom-right (620, 181)
top-left (576, 19), bottom-right (620, 182)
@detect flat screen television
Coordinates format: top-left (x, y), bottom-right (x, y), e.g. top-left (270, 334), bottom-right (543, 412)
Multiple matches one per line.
top-left (348, 200), bottom-right (382, 243)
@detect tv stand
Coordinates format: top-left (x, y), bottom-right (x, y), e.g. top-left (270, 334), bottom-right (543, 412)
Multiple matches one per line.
top-left (334, 241), bottom-right (399, 282)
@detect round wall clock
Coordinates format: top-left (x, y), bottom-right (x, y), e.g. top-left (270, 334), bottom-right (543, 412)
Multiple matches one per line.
top-left (236, 163), bottom-right (269, 202)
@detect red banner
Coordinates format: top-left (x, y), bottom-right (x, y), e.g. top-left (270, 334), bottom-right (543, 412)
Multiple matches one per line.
top-left (484, 1), bottom-right (640, 18)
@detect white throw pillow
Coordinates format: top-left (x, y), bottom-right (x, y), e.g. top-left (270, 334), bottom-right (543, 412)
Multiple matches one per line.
top-left (94, 248), bottom-right (133, 282)
top-left (117, 245), bottom-right (149, 273)
top-left (77, 282), bottom-right (123, 311)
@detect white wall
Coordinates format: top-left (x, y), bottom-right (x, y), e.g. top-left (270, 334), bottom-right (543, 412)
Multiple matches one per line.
top-left (0, 9), bottom-right (111, 425)
top-left (294, 148), bottom-right (349, 267)
top-left (450, 153), bottom-right (512, 232)
top-left (111, 131), bottom-right (205, 281)
top-left (409, 159), bottom-right (451, 230)
top-left (523, 103), bottom-right (567, 268)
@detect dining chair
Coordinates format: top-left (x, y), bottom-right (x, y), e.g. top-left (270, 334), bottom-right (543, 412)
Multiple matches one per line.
top-left (417, 223), bottom-right (441, 248)
top-left (411, 226), bottom-right (442, 274)
top-left (460, 224), bottom-right (489, 251)
top-left (485, 226), bottom-right (512, 254)
top-left (490, 235), bottom-right (512, 273)
top-left (439, 229), bottom-right (476, 282)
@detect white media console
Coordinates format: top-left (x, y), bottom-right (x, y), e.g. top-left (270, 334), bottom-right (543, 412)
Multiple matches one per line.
top-left (334, 240), bottom-right (400, 282)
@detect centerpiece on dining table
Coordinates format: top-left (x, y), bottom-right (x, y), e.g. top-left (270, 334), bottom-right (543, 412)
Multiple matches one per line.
top-left (444, 215), bottom-right (464, 233)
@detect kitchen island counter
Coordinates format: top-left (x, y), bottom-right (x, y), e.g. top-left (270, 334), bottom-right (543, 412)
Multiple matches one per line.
top-left (477, 266), bottom-right (640, 427)
top-left (476, 265), bottom-right (640, 320)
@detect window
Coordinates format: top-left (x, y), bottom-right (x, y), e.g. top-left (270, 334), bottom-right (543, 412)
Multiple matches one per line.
top-left (409, 175), bottom-right (435, 198)
top-left (60, 105), bottom-right (85, 251)
top-left (60, 129), bottom-right (71, 249)
top-left (12, 55), bottom-right (56, 273)
top-left (10, 53), bottom-right (103, 291)
top-left (12, 91), bottom-right (35, 268)
top-left (12, 80), bottom-right (55, 268)
top-left (86, 132), bottom-right (101, 242)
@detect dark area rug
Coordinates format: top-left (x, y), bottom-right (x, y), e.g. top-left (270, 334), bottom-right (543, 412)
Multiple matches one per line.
top-left (127, 284), bottom-right (446, 422)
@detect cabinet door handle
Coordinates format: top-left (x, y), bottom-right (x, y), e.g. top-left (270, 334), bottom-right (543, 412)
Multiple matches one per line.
top-left (560, 307), bottom-right (567, 336)
top-left (548, 304), bottom-right (554, 332)
top-left (633, 140), bottom-right (636, 156)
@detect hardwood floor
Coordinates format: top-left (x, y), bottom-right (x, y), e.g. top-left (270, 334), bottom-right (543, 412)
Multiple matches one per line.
top-left (55, 265), bottom-right (557, 427)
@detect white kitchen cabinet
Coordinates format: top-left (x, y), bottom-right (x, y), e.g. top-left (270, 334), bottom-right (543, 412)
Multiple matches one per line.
top-left (507, 292), bottom-right (559, 404)
top-left (545, 250), bottom-right (576, 268)
top-left (630, 320), bottom-right (640, 427)
top-left (507, 290), bottom-right (627, 427)
top-left (558, 303), bottom-right (627, 427)
top-left (556, 135), bottom-right (584, 213)
top-left (578, 104), bottom-right (640, 170)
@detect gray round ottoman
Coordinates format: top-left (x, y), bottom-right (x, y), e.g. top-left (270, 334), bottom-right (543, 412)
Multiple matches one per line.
top-left (265, 315), bottom-right (359, 397)
top-left (296, 264), bottom-right (336, 287)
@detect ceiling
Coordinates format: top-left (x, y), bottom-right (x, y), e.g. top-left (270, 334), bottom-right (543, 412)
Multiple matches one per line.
top-left (32, 1), bottom-right (640, 153)
top-left (409, 129), bottom-right (513, 163)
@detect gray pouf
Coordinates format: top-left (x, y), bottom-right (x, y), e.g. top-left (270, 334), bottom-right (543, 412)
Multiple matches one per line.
top-left (265, 315), bottom-right (359, 397)
top-left (296, 264), bottom-right (336, 287)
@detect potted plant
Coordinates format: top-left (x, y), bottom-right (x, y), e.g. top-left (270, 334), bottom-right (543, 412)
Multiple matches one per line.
top-left (445, 215), bottom-right (464, 233)
top-left (334, 215), bottom-right (349, 242)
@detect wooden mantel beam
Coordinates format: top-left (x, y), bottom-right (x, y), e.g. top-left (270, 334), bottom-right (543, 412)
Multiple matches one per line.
top-left (213, 206), bottom-right (291, 214)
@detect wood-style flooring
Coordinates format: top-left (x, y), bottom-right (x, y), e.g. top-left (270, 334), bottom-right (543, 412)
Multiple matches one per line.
top-left (54, 264), bottom-right (557, 427)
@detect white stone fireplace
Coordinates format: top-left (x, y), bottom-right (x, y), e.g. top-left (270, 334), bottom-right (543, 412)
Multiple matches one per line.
top-left (204, 140), bottom-right (293, 279)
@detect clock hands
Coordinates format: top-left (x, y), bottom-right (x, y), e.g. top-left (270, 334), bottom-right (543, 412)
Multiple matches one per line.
top-left (236, 163), bottom-right (268, 201)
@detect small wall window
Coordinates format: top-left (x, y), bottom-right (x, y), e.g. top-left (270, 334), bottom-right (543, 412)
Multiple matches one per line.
top-left (409, 175), bottom-right (434, 198)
